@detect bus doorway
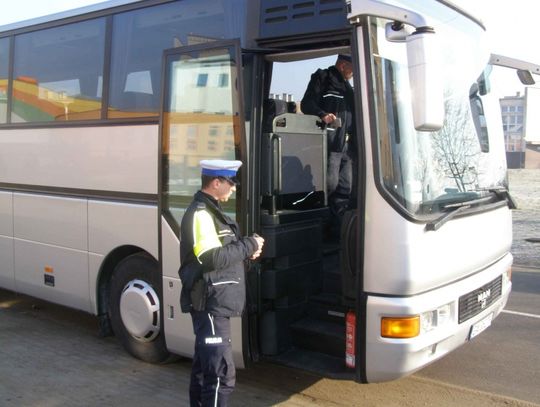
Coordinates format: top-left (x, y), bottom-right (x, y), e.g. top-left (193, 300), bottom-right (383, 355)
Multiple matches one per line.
top-left (253, 50), bottom-right (361, 376)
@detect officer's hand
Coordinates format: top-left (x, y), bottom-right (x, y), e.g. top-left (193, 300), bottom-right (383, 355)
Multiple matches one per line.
top-left (250, 235), bottom-right (264, 260)
top-left (322, 113), bottom-right (336, 124)
top-left (250, 249), bottom-right (262, 260)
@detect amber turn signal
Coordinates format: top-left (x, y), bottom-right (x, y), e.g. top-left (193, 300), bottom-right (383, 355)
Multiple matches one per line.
top-left (381, 316), bottom-right (420, 338)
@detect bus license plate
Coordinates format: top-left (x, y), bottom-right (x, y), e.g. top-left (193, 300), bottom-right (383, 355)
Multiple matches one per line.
top-left (469, 313), bottom-right (493, 340)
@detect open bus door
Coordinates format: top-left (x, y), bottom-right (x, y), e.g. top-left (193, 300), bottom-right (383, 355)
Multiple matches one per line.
top-left (159, 40), bottom-right (249, 367)
top-left (253, 48), bottom-right (365, 380)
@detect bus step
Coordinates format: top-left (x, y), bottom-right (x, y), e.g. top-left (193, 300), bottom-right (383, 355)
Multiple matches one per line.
top-left (322, 269), bottom-right (341, 296)
top-left (265, 347), bottom-right (354, 380)
top-left (290, 316), bottom-right (345, 358)
top-left (307, 293), bottom-right (348, 323)
top-left (322, 250), bottom-right (341, 295)
top-left (322, 241), bottom-right (340, 255)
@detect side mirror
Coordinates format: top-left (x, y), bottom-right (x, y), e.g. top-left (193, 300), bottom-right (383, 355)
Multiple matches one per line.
top-left (517, 69), bottom-right (535, 85)
top-left (406, 28), bottom-right (444, 131)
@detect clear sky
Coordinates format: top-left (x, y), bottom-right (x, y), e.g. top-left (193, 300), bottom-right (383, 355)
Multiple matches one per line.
top-left (0, 0), bottom-right (538, 98)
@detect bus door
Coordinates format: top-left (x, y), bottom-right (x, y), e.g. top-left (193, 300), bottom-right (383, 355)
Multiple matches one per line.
top-left (256, 50), bottom-right (363, 379)
top-left (159, 40), bottom-right (248, 365)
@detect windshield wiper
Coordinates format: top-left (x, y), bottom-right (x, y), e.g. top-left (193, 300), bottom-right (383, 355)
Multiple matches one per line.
top-left (425, 205), bottom-right (470, 232)
top-left (425, 188), bottom-right (516, 232)
top-left (487, 187), bottom-right (517, 209)
top-left (425, 195), bottom-right (493, 232)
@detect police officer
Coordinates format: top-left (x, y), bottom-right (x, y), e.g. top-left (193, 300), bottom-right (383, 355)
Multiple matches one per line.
top-left (301, 54), bottom-right (355, 230)
top-left (179, 159), bottom-right (264, 407)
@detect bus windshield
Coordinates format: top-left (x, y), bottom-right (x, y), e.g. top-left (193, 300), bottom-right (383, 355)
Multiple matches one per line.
top-left (370, 13), bottom-right (508, 218)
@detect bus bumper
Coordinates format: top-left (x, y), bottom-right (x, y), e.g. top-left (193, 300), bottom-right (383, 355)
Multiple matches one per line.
top-left (364, 253), bottom-right (512, 383)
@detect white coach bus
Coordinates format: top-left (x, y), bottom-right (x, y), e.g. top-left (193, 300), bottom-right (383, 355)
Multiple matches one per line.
top-left (0, 0), bottom-right (516, 382)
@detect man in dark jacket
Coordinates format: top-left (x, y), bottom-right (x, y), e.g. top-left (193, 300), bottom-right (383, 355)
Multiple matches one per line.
top-left (301, 54), bottom-right (355, 229)
top-left (179, 159), bottom-right (264, 407)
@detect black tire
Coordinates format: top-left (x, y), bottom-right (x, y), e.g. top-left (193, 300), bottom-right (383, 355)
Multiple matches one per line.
top-left (108, 252), bottom-right (171, 363)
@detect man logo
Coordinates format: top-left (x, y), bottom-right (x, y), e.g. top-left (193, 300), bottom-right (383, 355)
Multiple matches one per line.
top-left (477, 289), bottom-right (491, 309)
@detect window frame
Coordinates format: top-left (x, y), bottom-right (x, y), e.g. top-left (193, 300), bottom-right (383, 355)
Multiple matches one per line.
top-left (0, 36), bottom-right (10, 123)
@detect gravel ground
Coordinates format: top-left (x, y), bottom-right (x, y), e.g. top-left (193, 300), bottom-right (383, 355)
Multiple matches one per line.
top-left (508, 169), bottom-right (540, 268)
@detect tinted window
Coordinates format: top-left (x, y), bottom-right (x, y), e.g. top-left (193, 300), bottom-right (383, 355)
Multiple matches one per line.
top-left (0, 37), bottom-right (9, 123)
top-left (108, 0), bottom-right (246, 118)
top-left (11, 19), bottom-right (106, 123)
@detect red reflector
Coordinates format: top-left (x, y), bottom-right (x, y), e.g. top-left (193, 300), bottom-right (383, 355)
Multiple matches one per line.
top-left (345, 311), bottom-right (356, 368)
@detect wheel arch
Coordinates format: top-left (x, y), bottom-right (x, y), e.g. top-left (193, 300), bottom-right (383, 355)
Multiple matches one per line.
top-left (96, 245), bottom-right (158, 335)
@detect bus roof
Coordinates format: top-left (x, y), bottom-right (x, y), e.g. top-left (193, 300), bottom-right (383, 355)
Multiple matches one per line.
top-left (0, 0), bottom-right (484, 41)
top-left (0, 0), bottom-right (142, 33)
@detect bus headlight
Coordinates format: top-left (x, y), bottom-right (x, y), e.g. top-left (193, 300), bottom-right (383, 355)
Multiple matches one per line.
top-left (381, 302), bottom-right (454, 339)
top-left (420, 302), bottom-right (453, 334)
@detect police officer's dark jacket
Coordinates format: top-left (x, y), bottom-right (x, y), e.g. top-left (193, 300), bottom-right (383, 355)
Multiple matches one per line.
top-left (179, 191), bottom-right (258, 317)
top-left (301, 65), bottom-right (355, 153)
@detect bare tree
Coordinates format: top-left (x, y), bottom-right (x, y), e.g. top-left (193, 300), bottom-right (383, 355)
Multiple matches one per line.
top-left (431, 97), bottom-right (480, 192)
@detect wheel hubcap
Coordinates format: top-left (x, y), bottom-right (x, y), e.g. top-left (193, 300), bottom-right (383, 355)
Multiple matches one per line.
top-left (119, 279), bottom-right (160, 342)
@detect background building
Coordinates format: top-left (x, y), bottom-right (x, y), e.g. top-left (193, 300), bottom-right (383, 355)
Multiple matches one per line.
top-left (500, 87), bottom-right (540, 169)
top-left (500, 92), bottom-right (525, 168)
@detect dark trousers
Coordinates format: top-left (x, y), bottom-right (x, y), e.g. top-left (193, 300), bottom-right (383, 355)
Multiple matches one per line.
top-left (327, 151), bottom-right (352, 217)
top-left (190, 311), bottom-right (235, 407)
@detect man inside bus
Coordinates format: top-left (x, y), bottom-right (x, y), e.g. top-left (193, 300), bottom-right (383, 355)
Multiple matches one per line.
top-left (301, 54), bottom-right (355, 238)
top-left (178, 159), bottom-right (264, 407)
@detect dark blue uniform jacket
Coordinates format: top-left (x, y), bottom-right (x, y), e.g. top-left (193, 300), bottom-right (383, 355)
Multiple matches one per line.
top-left (179, 191), bottom-right (258, 317)
top-left (301, 65), bottom-right (355, 153)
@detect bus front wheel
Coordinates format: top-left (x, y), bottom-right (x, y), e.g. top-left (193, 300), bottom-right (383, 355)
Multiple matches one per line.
top-left (108, 253), bottom-right (170, 363)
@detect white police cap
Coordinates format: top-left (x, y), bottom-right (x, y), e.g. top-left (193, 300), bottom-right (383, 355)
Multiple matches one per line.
top-left (200, 159), bottom-right (242, 181)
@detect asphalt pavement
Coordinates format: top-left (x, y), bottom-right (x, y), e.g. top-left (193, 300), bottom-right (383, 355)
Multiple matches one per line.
top-left (0, 267), bottom-right (538, 406)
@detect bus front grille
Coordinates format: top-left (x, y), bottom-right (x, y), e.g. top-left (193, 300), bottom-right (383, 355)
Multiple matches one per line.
top-left (458, 275), bottom-right (502, 324)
